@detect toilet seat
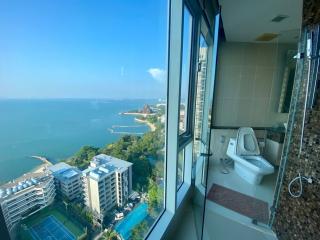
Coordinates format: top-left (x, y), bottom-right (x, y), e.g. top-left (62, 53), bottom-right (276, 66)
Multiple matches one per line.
top-left (243, 156), bottom-right (274, 173)
top-left (226, 128), bottom-right (274, 185)
top-left (236, 127), bottom-right (260, 156)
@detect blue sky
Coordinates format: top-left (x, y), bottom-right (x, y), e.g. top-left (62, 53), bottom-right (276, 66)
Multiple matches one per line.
top-left (0, 0), bottom-right (168, 99)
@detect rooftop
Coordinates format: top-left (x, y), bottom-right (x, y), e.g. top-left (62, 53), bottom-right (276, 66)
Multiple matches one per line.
top-left (91, 154), bottom-right (133, 169)
top-left (48, 162), bottom-right (81, 180)
top-left (0, 171), bottom-right (52, 201)
top-left (89, 167), bottom-right (113, 181)
top-left (48, 162), bottom-right (73, 173)
top-left (83, 154), bottom-right (132, 181)
top-left (58, 168), bottom-right (80, 179)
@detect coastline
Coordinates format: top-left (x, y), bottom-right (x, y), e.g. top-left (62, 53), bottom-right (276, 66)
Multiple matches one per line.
top-left (108, 128), bottom-right (144, 135)
top-left (0, 99), bottom-right (158, 184)
top-left (120, 112), bottom-right (156, 117)
top-left (30, 156), bottom-right (53, 173)
top-left (134, 118), bottom-right (156, 132)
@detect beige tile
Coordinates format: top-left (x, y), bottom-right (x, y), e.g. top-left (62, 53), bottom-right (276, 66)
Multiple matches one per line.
top-left (236, 99), bottom-right (254, 126)
top-left (239, 67), bottom-right (255, 99)
top-left (254, 67), bottom-right (274, 99)
top-left (220, 42), bottom-right (244, 67)
top-left (219, 67), bottom-right (242, 99)
top-left (256, 43), bottom-right (277, 67)
top-left (242, 43), bottom-right (260, 66)
top-left (251, 98), bottom-right (269, 126)
top-left (219, 98), bottom-right (237, 126)
top-left (214, 66), bottom-right (227, 100)
top-left (212, 97), bottom-right (224, 125)
top-left (270, 67), bottom-right (283, 100)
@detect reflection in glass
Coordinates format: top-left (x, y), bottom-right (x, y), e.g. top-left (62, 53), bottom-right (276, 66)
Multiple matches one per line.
top-left (192, 33), bottom-right (210, 240)
top-left (194, 35), bottom-right (209, 159)
top-left (0, 0), bottom-right (168, 239)
top-left (179, 6), bottom-right (193, 134)
top-left (177, 149), bottom-right (185, 189)
top-left (278, 50), bottom-right (297, 113)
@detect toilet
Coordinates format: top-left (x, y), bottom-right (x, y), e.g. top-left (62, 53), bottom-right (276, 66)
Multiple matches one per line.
top-left (226, 127), bottom-right (274, 185)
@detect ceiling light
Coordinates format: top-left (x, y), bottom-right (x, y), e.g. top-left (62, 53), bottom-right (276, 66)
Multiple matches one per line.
top-left (255, 33), bottom-right (278, 41)
top-left (271, 15), bottom-right (289, 22)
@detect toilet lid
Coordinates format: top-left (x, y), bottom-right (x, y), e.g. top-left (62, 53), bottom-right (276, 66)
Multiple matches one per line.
top-left (236, 127), bottom-right (260, 156)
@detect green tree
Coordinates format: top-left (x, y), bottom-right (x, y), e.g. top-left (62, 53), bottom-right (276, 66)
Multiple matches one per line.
top-left (101, 135), bottom-right (139, 160)
top-left (64, 108), bottom-right (165, 192)
top-left (131, 156), bottom-right (151, 191)
top-left (99, 230), bottom-right (118, 240)
top-left (147, 179), bottom-right (164, 218)
top-left (152, 160), bottom-right (164, 179)
top-left (65, 146), bottom-right (99, 169)
top-left (131, 221), bottom-right (149, 240)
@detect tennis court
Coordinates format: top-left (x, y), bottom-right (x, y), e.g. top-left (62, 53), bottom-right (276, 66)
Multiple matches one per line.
top-left (29, 215), bottom-right (75, 240)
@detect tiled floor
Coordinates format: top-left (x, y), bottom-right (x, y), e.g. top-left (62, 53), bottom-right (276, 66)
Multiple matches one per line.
top-left (203, 206), bottom-right (278, 240)
top-left (173, 204), bottom-right (198, 240)
top-left (171, 199), bottom-right (278, 240)
top-left (207, 158), bottom-right (278, 207)
top-left (202, 157), bottom-right (279, 239)
top-left (171, 158), bottom-right (279, 240)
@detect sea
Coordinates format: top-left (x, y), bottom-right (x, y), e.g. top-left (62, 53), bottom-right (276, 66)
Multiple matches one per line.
top-left (0, 99), bottom-right (156, 184)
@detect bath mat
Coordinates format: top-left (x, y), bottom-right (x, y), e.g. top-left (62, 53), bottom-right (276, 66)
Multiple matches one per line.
top-left (207, 184), bottom-right (269, 223)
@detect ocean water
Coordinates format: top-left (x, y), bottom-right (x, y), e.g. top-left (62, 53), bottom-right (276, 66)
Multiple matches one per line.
top-left (0, 99), bottom-right (155, 184)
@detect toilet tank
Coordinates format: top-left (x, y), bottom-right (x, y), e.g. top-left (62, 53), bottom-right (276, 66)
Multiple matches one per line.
top-left (264, 130), bottom-right (285, 166)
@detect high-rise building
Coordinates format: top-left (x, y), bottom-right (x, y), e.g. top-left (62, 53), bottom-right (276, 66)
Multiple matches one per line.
top-left (48, 162), bottom-right (82, 201)
top-left (0, 204), bottom-right (10, 240)
top-left (0, 172), bottom-right (55, 235)
top-left (82, 154), bottom-right (132, 217)
top-left (194, 46), bottom-right (208, 156)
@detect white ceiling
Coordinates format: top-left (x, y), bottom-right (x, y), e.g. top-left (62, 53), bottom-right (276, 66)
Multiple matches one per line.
top-left (219, 0), bottom-right (303, 43)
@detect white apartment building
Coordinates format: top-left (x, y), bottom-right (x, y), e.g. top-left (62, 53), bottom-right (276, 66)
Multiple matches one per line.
top-left (82, 154), bottom-right (133, 216)
top-left (0, 172), bottom-right (55, 233)
top-left (48, 162), bottom-right (82, 201)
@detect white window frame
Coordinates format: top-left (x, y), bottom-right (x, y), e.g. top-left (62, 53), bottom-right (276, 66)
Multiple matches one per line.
top-left (146, 1), bottom-right (184, 238)
top-left (146, 0), bottom-right (216, 239)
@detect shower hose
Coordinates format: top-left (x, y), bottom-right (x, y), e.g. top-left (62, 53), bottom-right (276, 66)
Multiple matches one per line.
top-left (288, 172), bottom-right (312, 198)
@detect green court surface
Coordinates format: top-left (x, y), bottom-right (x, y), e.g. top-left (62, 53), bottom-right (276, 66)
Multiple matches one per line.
top-left (18, 206), bottom-right (86, 240)
top-left (29, 215), bottom-right (75, 240)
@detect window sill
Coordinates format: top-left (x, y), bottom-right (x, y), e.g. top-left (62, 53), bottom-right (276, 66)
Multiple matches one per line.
top-left (146, 210), bottom-right (174, 240)
top-left (176, 182), bottom-right (190, 208)
top-left (146, 183), bottom-right (191, 240)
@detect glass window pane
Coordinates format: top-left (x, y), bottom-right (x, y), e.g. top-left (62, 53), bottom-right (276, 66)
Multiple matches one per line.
top-left (0, 1), bottom-right (168, 239)
top-left (179, 6), bottom-right (193, 135)
top-left (177, 149), bottom-right (185, 189)
top-left (194, 35), bottom-right (209, 159)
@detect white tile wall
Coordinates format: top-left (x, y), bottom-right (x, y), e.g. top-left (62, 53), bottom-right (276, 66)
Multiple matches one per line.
top-left (209, 129), bottom-right (267, 163)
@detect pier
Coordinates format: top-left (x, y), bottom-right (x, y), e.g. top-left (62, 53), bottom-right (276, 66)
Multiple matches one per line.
top-left (31, 156), bottom-right (53, 166)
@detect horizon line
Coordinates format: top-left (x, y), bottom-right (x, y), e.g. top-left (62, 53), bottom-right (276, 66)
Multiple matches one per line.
top-left (0, 97), bottom-right (166, 101)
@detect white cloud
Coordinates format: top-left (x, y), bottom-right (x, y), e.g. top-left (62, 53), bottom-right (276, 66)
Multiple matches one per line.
top-left (147, 68), bottom-right (166, 83)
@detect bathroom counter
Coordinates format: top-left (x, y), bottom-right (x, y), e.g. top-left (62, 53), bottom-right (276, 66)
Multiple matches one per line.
top-left (264, 128), bottom-right (285, 166)
top-left (266, 127), bottom-right (286, 144)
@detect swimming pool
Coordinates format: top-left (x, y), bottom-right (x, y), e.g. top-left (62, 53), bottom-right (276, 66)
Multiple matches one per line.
top-left (115, 203), bottom-right (148, 240)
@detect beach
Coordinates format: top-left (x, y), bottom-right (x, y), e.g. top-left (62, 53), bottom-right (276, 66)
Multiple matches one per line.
top-left (134, 118), bottom-right (156, 132)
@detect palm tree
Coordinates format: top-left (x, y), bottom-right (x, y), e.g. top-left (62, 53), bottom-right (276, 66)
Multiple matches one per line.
top-left (63, 200), bottom-right (69, 212)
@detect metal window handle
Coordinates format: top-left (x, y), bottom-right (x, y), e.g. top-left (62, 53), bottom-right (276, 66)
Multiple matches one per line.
top-left (200, 152), bottom-right (212, 157)
top-left (195, 137), bottom-right (206, 145)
